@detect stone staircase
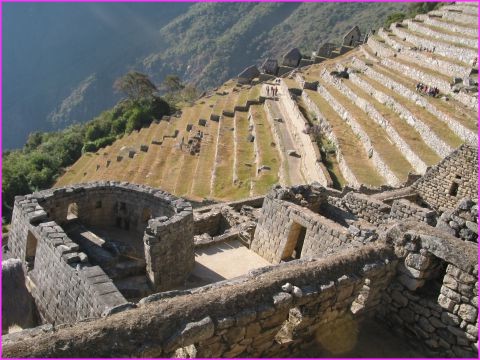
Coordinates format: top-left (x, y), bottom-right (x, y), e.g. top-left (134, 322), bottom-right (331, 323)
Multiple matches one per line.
top-left (284, 1), bottom-right (477, 189)
top-left (56, 2), bottom-right (478, 195)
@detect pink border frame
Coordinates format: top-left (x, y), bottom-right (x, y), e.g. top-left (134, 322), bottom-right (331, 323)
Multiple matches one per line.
top-left (0, 0), bottom-right (478, 359)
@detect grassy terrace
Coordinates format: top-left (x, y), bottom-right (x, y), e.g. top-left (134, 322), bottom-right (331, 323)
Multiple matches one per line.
top-left (356, 68), bottom-right (465, 150)
top-left (304, 89), bottom-right (384, 187)
top-left (385, 32), bottom-right (416, 48)
top-left (392, 56), bottom-right (451, 83)
top-left (433, 16), bottom-right (478, 29)
top-left (127, 123), bottom-right (163, 184)
top-left (419, 22), bottom-right (477, 39)
top-left (248, 85), bottom-right (261, 101)
top-left (368, 60), bottom-right (477, 133)
top-left (249, 104), bottom-right (280, 195)
top-left (235, 87), bottom-right (250, 108)
top-left (223, 91), bottom-right (239, 115)
top-left (158, 112), bottom-right (196, 193)
top-left (283, 77), bottom-right (301, 90)
top-left (212, 114), bottom-right (236, 198)
top-left (191, 113), bottom-right (220, 199)
top-left (318, 76), bottom-right (413, 181)
top-left (402, 25), bottom-right (477, 50)
top-left (233, 112), bottom-right (256, 198)
top-left (296, 95), bottom-right (346, 189)
top-left (55, 153), bottom-right (94, 187)
top-left (343, 78), bottom-right (440, 166)
top-left (175, 101), bottom-right (215, 197)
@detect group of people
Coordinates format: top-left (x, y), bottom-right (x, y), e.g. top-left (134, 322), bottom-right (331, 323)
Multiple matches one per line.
top-left (416, 82), bottom-right (440, 97)
top-left (267, 86), bottom-right (279, 97)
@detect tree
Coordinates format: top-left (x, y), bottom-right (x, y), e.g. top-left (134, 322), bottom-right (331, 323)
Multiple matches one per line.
top-left (113, 71), bottom-right (157, 102)
top-left (162, 75), bottom-right (185, 93)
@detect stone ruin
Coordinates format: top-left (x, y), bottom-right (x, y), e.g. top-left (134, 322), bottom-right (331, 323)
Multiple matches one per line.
top-left (238, 25), bottom-right (366, 85)
top-left (2, 144), bottom-right (478, 358)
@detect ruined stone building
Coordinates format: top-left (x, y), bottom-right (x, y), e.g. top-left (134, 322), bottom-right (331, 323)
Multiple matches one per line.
top-left (2, 144), bottom-right (478, 358)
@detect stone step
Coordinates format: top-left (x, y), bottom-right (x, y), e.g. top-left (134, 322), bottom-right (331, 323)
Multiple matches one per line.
top-left (376, 29), bottom-right (471, 78)
top-left (316, 75), bottom-right (407, 186)
top-left (352, 56), bottom-right (476, 147)
top-left (114, 275), bottom-right (151, 300)
top-left (301, 87), bottom-right (385, 188)
top-left (347, 63), bottom-right (451, 159)
top-left (430, 9), bottom-right (478, 26)
top-left (404, 19), bottom-right (477, 49)
top-left (371, 58), bottom-right (478, 126)
top-left (417, 14), bottom-right (478, 37)
top-left (378, 56), bottom-right (477, 111)
top-left (342, 68), bottom-right (442, 167)
top-left (326, 64), bottom-right (428, 174)
top-left (390, 23), bottom-right (477, 65)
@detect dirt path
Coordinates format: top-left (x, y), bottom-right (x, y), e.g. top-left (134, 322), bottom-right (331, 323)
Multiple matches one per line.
top-left (266, 99), bottom-right (306, 186)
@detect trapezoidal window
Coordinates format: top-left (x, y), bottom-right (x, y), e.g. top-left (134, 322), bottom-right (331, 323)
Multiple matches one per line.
top-left (142, 208), bottom-right (152, 223)
top-left (25, 231), bottom-right (38, 271)
top-left (449, 182), bottom-right (459, 196)
top-left (415, 256), bottom-right (447, 302)
top-left (66, 203), bottom-right (78, 220)
top-left (281, 222), bottom-right (307, 261)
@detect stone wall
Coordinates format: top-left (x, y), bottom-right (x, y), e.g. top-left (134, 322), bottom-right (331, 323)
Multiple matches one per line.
top-left (2, 259), bottom-right (38, 333)
top-left (301, 88), bottom-right (361, 188)
top-left (341, 192), bottom-right (391, 226)
top-left (144, 207), bottom-right (194, 292)
top-left (8, 196), bottom-right (129, 325)
top-left (325, 67), bottom-right (427, 174)
top-left (431, 8), bottom-right (478, 26)
top-left (436, 198), bottom-right (478, 242)
top-left (413, 144), bottom-right (478, 211)
top-left (352, 57), bottom-right (477, 145)
top-left (390, 23), bottom-right (477, 64)
top-left (366, 36), bottom-right (395, 58)
top-left (390, 199), bottom-right (437, 226)
top-left (405, 19), bottom-right (477, 49)
top-left (377, 27), bottom-right (472, 78)
top-left (348, 70), bottom-right (452, 158)
top-left (316, 80), bottom-right (401, 186)
top-left (36, 182), bottom-right (194, 292)
top-left (277, 79), bottom-right (331, 186)
top-left (379, 221), bottom-right (478, 357)
top-left (2, 244), bottom-right (397, 358)
top-left (420, 15), bottom-right (477, 37)
top-left (250, 185), bottom-right (368, 263)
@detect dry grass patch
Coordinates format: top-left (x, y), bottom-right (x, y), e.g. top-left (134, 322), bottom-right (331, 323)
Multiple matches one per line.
top-left (343, 79), bottom-right (441, 166)
top-left (319, 77), bottom-right (413, 181)
top-left (305, 89), bottom-right (385, 187)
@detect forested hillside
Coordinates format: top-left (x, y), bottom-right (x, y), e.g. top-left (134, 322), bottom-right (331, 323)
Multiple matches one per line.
top-left (3, 2), bottom-right (407, 149)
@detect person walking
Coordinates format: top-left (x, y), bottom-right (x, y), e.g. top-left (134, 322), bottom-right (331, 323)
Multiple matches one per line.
top-left (266, 86), bottom-right (270, 97)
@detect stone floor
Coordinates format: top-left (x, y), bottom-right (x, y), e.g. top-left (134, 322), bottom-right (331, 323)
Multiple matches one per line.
top-left (294, 317), bottom-right (426, 358)
top-left (185, 239), bottom-right (271, 288)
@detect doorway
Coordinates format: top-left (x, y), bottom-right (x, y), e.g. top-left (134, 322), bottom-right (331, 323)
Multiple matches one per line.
top-left (281, 222), bottom-right (307, 261)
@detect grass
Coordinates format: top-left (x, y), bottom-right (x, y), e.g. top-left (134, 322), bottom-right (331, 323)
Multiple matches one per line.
top-left (223, 91), bottom-right (239, 115)
top-left (367, 61), bottom-right (476, 136)
top-left (295, 96), bottom-right (346, 189)
top-left (403, 26), bottom-right (477, 50)
top-left (212, 115), bottom-right (236, 198)
top-left (232, 112), bottom-right (256, 198)
top-left (420, 22), bottom-right (477, 39)
top-left (433, 17), bottom-right (478, 29)
top-left (248, 85), bottom-right (261, 101)
top-left (249, 105), bottom-right (280, 195)
top-left (305, 89), bottom-right (385, 187)
top-left (319, 77), bottom-right (413, 181)
top-left (343, 78), bottom-right (441, 166)
top-left (392, 56), bottom-right (451, 83)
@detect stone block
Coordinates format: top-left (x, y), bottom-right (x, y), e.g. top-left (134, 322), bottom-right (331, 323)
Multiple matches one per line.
top-left (458, 304), bottom-right (477, 323)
